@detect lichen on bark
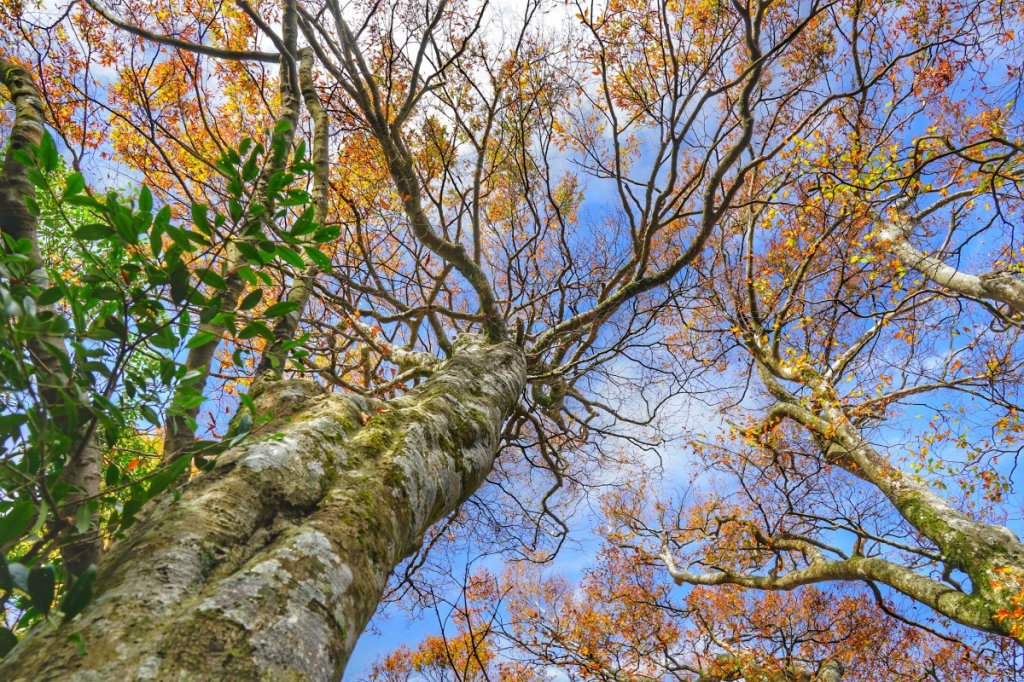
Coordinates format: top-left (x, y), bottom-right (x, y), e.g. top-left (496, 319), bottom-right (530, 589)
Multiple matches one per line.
top-left (0, 336), bottom-right (526, 681)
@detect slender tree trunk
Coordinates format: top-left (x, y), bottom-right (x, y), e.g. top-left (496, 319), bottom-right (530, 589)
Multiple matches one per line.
top-left (1, 60), bottom-right (102, 576)
top-left (254, 48), bottom-right (330, 383)
top-left (162, 0), bottom-right (302, 463)
top-left (0, 336), bottom-right (525, 681)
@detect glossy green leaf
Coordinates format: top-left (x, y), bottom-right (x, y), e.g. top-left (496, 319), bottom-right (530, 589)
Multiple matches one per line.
top-left (27, 565), bottom-right (55, 615)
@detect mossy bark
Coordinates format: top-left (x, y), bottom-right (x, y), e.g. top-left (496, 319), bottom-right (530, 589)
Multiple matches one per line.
top-left (0, 336), bottom-right (526, 681)
top-left (1, 60), bottom-right (102, 576)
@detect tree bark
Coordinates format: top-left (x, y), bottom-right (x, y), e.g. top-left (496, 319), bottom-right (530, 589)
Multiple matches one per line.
top-left (0, 336), bottom-right (526, 681)
top-left (1, 59), bottom-right (102, 576)
top-left (161, 0), bottom-right (303, 463)
top-left (669, 360), bottom-right (1024, 639)
top-left (877, 213), bottom-right (1024, 315)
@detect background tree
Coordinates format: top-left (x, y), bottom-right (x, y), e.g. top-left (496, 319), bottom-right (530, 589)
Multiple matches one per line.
top-left (619, 0), bottom-right (1024, 643)
top-left (367, 539), bottom-right (1005, 681)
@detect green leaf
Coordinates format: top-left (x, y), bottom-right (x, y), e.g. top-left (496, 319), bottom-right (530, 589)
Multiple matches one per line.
top-left (280, 190), bottom-right (311, 207)
top-left (139, 403), bottom-right (161, 427)
top-left (119, 498), bottom-right (144, 529)
top-left (138, 185), bottom-right (153, 214)
top-left (304, 247), bottom-right (332, 270)
top-left (173, 390), bottom-right (206, 411)
top-left (290, 207), bottom-right (318, 236)
top-left (165, 226), bottom-right (194, 251)
top-left (73, 223), bottom-right (114, 241)
top-left (92, 286), bottom-right (120, 301)
top-left (0, 500), bottom-right (34, 548)
top-left (37, 286), bottom-right (63, 306)
top-left (27, 565), bottom-right (55, 615)
top-left (233, 412), bottom-right (253, 438)
top-left (27, 168), bottom-right (46, 191)
top-left (313, 226), bottom-right (341, 243)
top-left (104, 463), bottom-right (121, 487)
top-left (274, 118), bottom-right (293, 135)
top-left (11, 148), bottom-right (33, 168)
top-left (151, 206), bottom-right (171, 257)
top-left (63, 172), bottom-right (85, 199)
top-left (64, 194), bottom-right (104, 210)
top-left (238, 289), bottom-right (263, 311)
top-left (238, 320), bottom-right (274, 340)
top-left (186, 330), bottom-right (219, 348)
top-left (0, 413), bottom-right (27, 437)
top-left (60, 564), bottom-right (97, 622)
top-left (198, 269), bottom-right (227, 290)
top-left (7, 563), bottom-right (29, 591)
top-left (39, 132), bottom-right (58, 172)
top-left (74, 502), bottom-right (93, 534)
top-left (151, 326), bottom-right (180, 350)
top-left (235, 241), bottom-right (267, 265)
top-left (145, 455), bottom-right (191, 499)
top-left (267, 170), bottom-right (290, 193)
top-left (263, 300), bottom-right (300, 318)
top-left (191, 203), bottom-right (211, 234)
top-left (242, 153), bottom-right (261, 182)
top-left (235, 266), bottom-right (257, 286)
top-left (68, 632), bottom-right (86, 656)
top-left (169, 260), bottom-right (191, 303)
top-left (275, 246), bottom-right (305, 268)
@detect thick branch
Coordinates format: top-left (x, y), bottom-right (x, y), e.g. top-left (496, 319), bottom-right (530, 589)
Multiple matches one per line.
top-left (750, 361), bottom-right (1024, 639)
top-left (0, 60), bottom-right (46, 257)
top-left (877, 212), bottom-right (1024, 315)
top-left (663, 550), bottom-right (996, 635)
top-left (82, 0), bottom-right (280, 63)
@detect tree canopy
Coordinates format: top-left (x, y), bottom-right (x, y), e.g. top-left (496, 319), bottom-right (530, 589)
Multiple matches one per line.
top-left (1, 0), bottom-right (1024, 678)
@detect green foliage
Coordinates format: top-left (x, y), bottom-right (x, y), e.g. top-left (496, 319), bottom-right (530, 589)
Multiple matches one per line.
top-left (0, 123), bottom-right (318, 651)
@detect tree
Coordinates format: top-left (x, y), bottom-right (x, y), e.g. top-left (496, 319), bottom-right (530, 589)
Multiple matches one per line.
top-left (0, 0), bottom-right (1023, 679)
top-left (367, 543), bottom-right (1005, 681)
top-left (630, 0), bottom-right (1024, 641)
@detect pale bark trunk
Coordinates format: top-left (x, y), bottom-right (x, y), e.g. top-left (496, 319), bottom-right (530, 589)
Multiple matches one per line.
top-left (0, 336), bottom-right (525, 681)
top-left (761, 376), bottom-right (1024, 637)
top-left (162, 0), bottom-right (302, 463)
top-left (254, 48), bottom-right (329, 383)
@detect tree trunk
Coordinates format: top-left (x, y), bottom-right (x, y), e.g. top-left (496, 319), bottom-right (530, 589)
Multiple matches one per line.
top-left (162, 0), bottom-right (303, 464)
top-left (0, 335), bottom-right (526, 681)
top-left (1, 60), bottom-right (103, 576)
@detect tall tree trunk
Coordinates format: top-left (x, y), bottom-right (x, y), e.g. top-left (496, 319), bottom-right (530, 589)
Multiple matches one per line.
top-left (1, 60), bottom-right (102, 576)
top-left (0, 336), bottom-right (525, 681)
top-left (161, 0), bottom-right (303, 463)
top-left (254, 48), bottom-right (330, 383)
